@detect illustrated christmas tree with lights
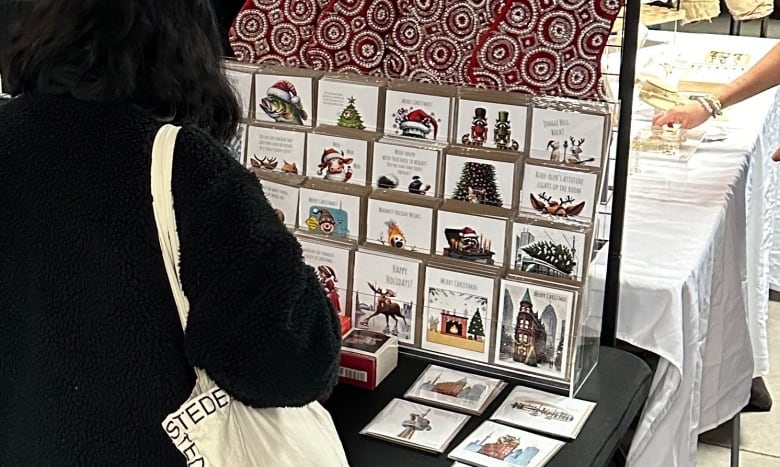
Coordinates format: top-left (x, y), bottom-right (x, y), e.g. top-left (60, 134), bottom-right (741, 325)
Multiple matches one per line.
top-left (452, 162), bottom-right (503, 207)
top-left (522, 241), bottom-right (575, 275)
top-left (468, 309), bottom-right (485, 341)
top-left (337, 96), bottom-right (366, 130)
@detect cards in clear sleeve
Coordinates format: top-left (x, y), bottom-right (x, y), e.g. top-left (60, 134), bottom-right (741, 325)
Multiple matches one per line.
top-left (246, 126), bottom-right (306, 176)
top-left (297, 188), bottom-right (361, 241)
top-left (259, 179), bottom-right (299, 230)
top-left (384, 90), bottom-right (452, 143)
top-left (528, 107), bottom-right (608, 169)
top-left (443, 154), bottom-right (517, 210)
top-left (448, 421), bottom-right (565, 467)
top-left (372, 140), bottom-right (440, 197)
top-left (254, 74), bottom-right (314, 127)
top-left (404, 364), bottom-right (507, 415)
top-left (365, 199), bottom-right (434, 254)
top-left (520, 163), bottom-right (599, 225)
top-left (224, 67), bottom-right (254, 120)
top-left (435, 210), bottom-right (508, 268)
top-left (317, 78), bottom-right (382, 132)
top-left (455, 99), bottom-right (528, 153)
top-left (510, 221), bottom-right (588, 283)
top-left (306, 133), bottom-right (370, 185)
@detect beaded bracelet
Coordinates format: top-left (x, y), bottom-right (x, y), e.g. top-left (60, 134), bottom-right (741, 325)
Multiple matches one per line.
top-left (690, 94), bottom-right (723, 118)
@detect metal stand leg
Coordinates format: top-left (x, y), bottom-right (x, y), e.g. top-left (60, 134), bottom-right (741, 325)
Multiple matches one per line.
top-left (760, 16), bottom-right (769, 38)
top-left (731, 413), bottom-right (740, 467)
top-left (729, 17), bottom-right (743, 36)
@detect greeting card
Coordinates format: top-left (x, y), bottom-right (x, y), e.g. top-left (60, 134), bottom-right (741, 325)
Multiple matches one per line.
top-left (528, 108), bottom-right (607, 168)
top-left (444, 155), bottom-right (516, 209)
top-left (259, 179), bottom-right (299, 230)
top-left (520, 165), bottom-right (599, 224)
top-left (372, 141), bottom-right (439, 197)
top-left (298, 188), bottom-right (361, 240)
top-left (254, 74), bottom-right (314, 127)
top-left (365, 199), bottom-right (434, 254)
top-left (227, 124), bottom-right (247, 164)
top-left (306, 133), bottom-right (369, 185)
top-left (224, 68), bottom-right (254, 119)
top-left (317, 79), bottom-right (381, 132)
top-left (385, 91), bottom-right (451, 143)
top-left (436, 211), bottom-right (507, 267)
top-left (246, 126), bottom-right (306, 176)
top-left (456, 99), bottom-right (528, 152)
top-left (405, 364), bottom-right (507, 415)
top-left (448, 421), bottom-right (565, 467)
top-left (298, 239), bottom-right (351, 316)
top-left (511, 223), bottom-right (587, 282)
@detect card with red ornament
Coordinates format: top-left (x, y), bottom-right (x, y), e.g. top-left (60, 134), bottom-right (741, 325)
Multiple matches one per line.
top-left (306, 132), bottom-right (371, 186)
top-left (404, 364), bottom-right (508, 416)
top-left (519, 162), bottom-right (599, 225)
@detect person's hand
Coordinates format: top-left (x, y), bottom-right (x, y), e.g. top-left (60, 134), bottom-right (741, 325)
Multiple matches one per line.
top-left (772, 147), bottom-right (780, 162)
top-left (651, 101), bottom-right (712, 129)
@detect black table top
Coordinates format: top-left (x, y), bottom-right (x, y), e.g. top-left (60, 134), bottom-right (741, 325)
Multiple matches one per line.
top-left (324, 346), bottom-right (652, 467)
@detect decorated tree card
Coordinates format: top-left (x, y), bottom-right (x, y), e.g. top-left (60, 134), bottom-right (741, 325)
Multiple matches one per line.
top-left (520, 164), bottom-right (599, 224)
top-left (317, 79), bottom-right (381, 132)
top-left (456, 99), bottom-right (528, 152)
top-left (511, 222), bottom-right (587, 282)
top-left (351, 250), bottom-right (421, 344)
top-left (224, 68), bottom-right (253, 119)
top-left (435, 211), bottom-right (508, 267)
top-left (422, 267), bottom-right (495, 363)
top-left (258, 179), bottom-right (299, 230)
top-left (246, 126), bottom-right (306, 176)
top-left (365, 199), bottom-right (434, 254)
top-left (254, 74), bottom-right (314, 127)
top-left (495, 279), bottom-right (576, 379)
top-left (385, 90), bottom-right (452, 143)
top-left (227, 123), bottom-right (247, 164)
top-left (448, 421), bottom-right (565, 467)
top-left (528, 108), bottom-right (607, 168)
top-left (298, 238), bottom-right (351, 317)
top-left (372, 141), bottom-right (440, 197)
top-left (305, 133), bottom-right (369, 185)
top-left (405, 365), bottom-right (508, 415)
top-left (297, 188), bottom-right (361, 240)
top-left (444, 155), bottom-right (516, 209)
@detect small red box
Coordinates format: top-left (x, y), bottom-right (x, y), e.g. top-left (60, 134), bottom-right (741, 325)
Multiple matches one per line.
top-left (339, 315), bottom-right (352, 336)
top-left (339, 329), bottom-right (398, 390)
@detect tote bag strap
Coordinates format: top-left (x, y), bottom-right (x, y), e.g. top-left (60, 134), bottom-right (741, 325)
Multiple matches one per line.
top-left (150, 124), bottom-right (189, 331)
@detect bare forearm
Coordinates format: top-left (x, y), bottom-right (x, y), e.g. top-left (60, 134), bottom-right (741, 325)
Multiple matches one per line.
top-left (716, 43), bottom-right (780, 108)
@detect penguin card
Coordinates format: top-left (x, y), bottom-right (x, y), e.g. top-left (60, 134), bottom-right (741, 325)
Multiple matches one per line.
top-left (443, 153), bottom-right (517, 210)
top-left (455, 99), bottom-right (528, 152)
top-left (520, 163), bottom-right (599, 225)
top-left (246, 125), bottom-right (307, 177)
top-left (351, 249), bottom-right (422, 344)
top-left (510, 220), bottom-right (588, 283)
top-left (224, 65), bottom-right (254, 120)
top-left (258, 179), bottom-right (300, 230)
top-left (435, 210), bottom-right (508, 268)
top-left (316, 77), bottom-right (383, 132)
top-left (306, 133), bottom-right (370, 186)
top-left (371, 140), bottom-right (441, 197)
top-left (384, 89), bottom-right (453, 143)
top-left (254, 73), bottom-right (314, 127)
top-left (528, 107), bottom-right (609, 169)
top-left (365, 198), bottom-right (435, 255)
top-left (297, 237), bottom-right (353, 318)
top-left (298, 187), bottom-right (362, 241)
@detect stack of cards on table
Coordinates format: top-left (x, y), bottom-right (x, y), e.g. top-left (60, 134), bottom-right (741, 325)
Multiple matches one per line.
top-left (404, 365), bottom-right (507, 415)
top-left (339, 329), bottom-right (398, 390)
top-left (448, 421), bottom-right (565, 467)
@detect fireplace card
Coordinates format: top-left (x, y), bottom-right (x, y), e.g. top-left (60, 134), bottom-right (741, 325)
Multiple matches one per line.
top-left (246, 126), bottom-right (306, 176)
top-left (435, 211), bottom-right (507, 268)
top-left (384, 90), bottom-right (452, 143)
top-left (298, 188), bottom-right (361, 241)
top-left (520, 164), bottom-right (599, 224)
top-left (448, 421), bottom-right (565, 467)
top-left (511, 222), bottom-right (588, 282)
top-left (372, 141), bottom-right (440, 197)
top-left (298, 238), bottom-right (351, 318)
top-left (365, 199), bottom-right (434, 254)
top-left (456, 99), bottom-right (528, 152)
top-left (444, 154), bottom-right (516, 210)
top-left (528, 107), bottom-right (607, 168)
top-left (306, 133), bottom-right (369, 185)
top-left (317, 78), bottom-right (381, 132)
top-left (259, 179), bottom-right (299, 230)
top-left (404, 364), bottom-right (508, 415)
top-left (254, 74), bottom-right (314, 127)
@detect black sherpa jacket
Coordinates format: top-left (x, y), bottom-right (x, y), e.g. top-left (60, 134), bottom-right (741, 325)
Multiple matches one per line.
top-left (0, 95), bottom-right (342, 466)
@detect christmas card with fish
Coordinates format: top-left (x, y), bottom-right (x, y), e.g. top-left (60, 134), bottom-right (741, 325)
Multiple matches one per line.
top-left (254, 71), bottom-right (315, 127)
top-left (435, 210), bottom-right (508, 268)
top-left (384, 83), bottom-right (454, 144)
top-left (360, 398), bottom-right (470, 454)
top-left (297, 186), bottom-right (363, 241)
top-left (257, 178), bottom-right (300, 231)
top-left (245, 125), bottom-right (307, 177)
top-left (528, 106), bottom-right (609, 169)
top-left (405, 364), bottom-right (508, 415)
top-left (305, 132), bottom-right (370, 186)
top-left (223, 62), bottom-right (254, 119)
top-left (316, 76), bottom-right (384, 132)
top-left (296, 236), bottom-right (353, 321)
top-left (351, 249), bottom-right (422, 344)
top-left (371, 139), bottom-right (441, 198)
top-left (421, 265), bottom-right (496, 363)
top-left (443, 152), bottom-right (518, 211)
top-left (520, 163), bottom-right (599, 225)
top-left (365, 197), bottom-right (435, 255)
top-left (448, 421), bottom-right (564, 467)
top-left (455, 88), bottom-right (530, 153)
top-left (510, 220), bottom-right (589, 283)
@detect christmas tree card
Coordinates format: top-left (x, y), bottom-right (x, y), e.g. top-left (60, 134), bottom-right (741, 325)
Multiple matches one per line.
top-left (254, 73), bottom-right (314, 127)
top-left (246, 125), bottom-right (307, 177)
top-left (510, 221), bottom-right (588, 283)
top-left (258, 178), bottom-right (299, 230)
top-left (444, 153), bottom-right (517, 210)
top-left (360, 398), bottom-right (470, 454)
top-left (372, 140), bottom-right (441, 197)
top-left (351, 249), bottom-right (421, 344)
top-left (528, 107), bottom-right (609, 168)
top-left (297, 237), bottom-right (353, 318)
top-left (226, 123), bottom-right (247, 164)
top-left (435, 210), bottom-right (508, 268)
top-left (384, 88), bottom-right (453, 143)
top-left (404, 364), bottom-right (508, 415)
top-left (447, 421), bottom-right (565, 467)
top-left (455, 98), bottom-right (528, 152)
top-left (223, 65), bottom-right (254, 119)
top-left (495, 279), bottom-right (576, 379)
top-left (305, 133), bottom-right (370, 185)
top-left (298, 187), bottom-right (362, 241)
top-left (316, 77), bottom-right (382, 132)
top-left (422, 266), bottom-right (496, 363)
top-left (520, 164), bottom-right (599, 225)
top-left (365, 198), bottom-right (435, 255)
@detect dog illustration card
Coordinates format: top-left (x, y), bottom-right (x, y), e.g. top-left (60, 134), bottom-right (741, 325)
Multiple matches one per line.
top-left (298, 239), bottom-right (351, 317)
top-left (317, 79), bottom-right (381, 132)
top-left (422, 267), bottom-right (495, 363)
top-left (298, 188), bottom-right (361, 240)
top-left (372, 141), bottom-right (439, 197)
top-left (246, 126), bottom-right (306, 176)
top-left (352, 250), bottom-right (421, 344)
top-left (511, 222), bottom-right (587, 282)
top-left (306, 133), bottom-right (369, 185)
top-left (258, 179), bottom-right (299, 230)
top-left (254, 74), bottom-right (314, 127)
top-left (435, 211), bottom-right (507, 267)
top-left (385, 91), bottom-right (452, 143)
top-left (443, 155), bottom-right (515, 209)
top-left (456, 99), bottom-right (527, 152)
top-left (365, 199), bottom-right (434, 254)
top-left (520, 164), bottom-right (599, 224)
top-left (528, 108), bottom-right (607, 168)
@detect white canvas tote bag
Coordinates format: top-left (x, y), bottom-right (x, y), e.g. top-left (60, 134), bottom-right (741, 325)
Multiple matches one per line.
top-left (150, 124), bottom-right (350, 467)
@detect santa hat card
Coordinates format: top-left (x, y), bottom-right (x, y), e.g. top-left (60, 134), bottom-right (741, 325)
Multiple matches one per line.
top-left (306, 132), bottom-right (371, 186)
top-left (254, 67), bottom-right (318, 127)
top-left (384, 82), bottom-right (454, 144)
top-left (435, 210), bottom-right (509, 269)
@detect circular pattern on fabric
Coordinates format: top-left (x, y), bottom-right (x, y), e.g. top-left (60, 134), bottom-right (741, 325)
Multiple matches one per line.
top-left (231, 41), bottom-right (256, 63)
top-left (561, 60), bottom-right (597, 96)
top-left (520, 47), bottom-right (562, 88)
top-left (270, 24), bottom-right (300, 56)
top-left (366, 0), bottom-right (396, 32)
top-left (421, 36), bottom-right (460, 73)
top-left (334, 0), bottom-right (369, 16)
top-left (411, 0), bottom-right (445, 22)
top-left (316, 15), bottom-right (350, 50)
top-left (392, 20), bottom-right (422, 52)
top-left (578, 23), bottom-right (608, 60)
top-left (350, 16), bottom-right (367, 32)
top-left (502, 3), bottom-right (539, 37)
top-left (407, 68), bottom-right (441, 84)
top-left (383, 50), bottom-right (408, 78)
top-left (444, 3), bottom-right (477, 41)
top-left (253, 0), bottom-right (277, 7)
top-left (286, 0), bottom-right (319, 25)
top-left (479, 35), bottom-right (521, 73)
top-left (234, 10), bottom-right (267, 42)
top-left (539, 12), bottom-right (576, 49)
top-left (558, 0), bottom-right (589, 10)
top-left (350, 31), bottom-right (385, 69)
top-left (306, 48), bottom-right (336, 71)
top-left (599, 0), bottom-right (622, 14)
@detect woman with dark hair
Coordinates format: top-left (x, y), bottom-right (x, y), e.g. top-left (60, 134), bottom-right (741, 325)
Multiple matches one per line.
top-left (0, 1), bottom-right (343, 466)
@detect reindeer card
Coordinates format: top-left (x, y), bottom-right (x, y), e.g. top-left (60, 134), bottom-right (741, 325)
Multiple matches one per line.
top-left (305, 133), bottom-right (369, 185)
top-left (528, 108), bottom-right (607, 168)
top-left (435, 211), bottom-right (507, 268)
top-left (365, 199), bottom-right (434, 254)
top-left (372, 141), bottom-right (440, 197)
top-left (444, 155), bottom-right (516, 209)
top-left (422, 267), bottom-right (495, 363)
top-left (224, 68), bottom-right (254, 119)
top-left (259, 179), bottom-right (299, 230)
top-left (520, 164), bottom-right (599, 224)
top-left (448, 421), bottom-right (564, 467)
top-left (495, 279), bottom-right (576, 379)
top-left (246, 126), bottom-right (306, 176)
top-left (298, 188), bottom-right (361, 240)
top-left (227, 123), bottom-right (247, 164)
top-left (254, 74), bottom-right (314, 127)
top-left (351, 250), bottom-right (421, 344)
top-left (511, 222), bottom-right (588, 282)
top-left (456, 99), bottom-right (527, 152)
top-left (385, 90), bottom-right (452, 143)
top-left (298, 239), bottom-right (352, 317)
top-left (317, 79), bottom-right (381, 132)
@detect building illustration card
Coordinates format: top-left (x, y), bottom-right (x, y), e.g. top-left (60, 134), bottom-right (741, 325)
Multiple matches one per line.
top-left (511, 223), bottom-right (587, 282)
top-left (444, 155), bottom-right (515, 209)
top-left (365, 199), bottom-right (433, 254)
top-left (224, 68), bottom-right (253, 119)
top-left (405, 364), bottom-right (508, 415)
top-left (422, 267), bottom-right (495, 363)
top-left (227, 123), bottom-right (247, 164)
top-left (351, 251), bottom-right (420, 344)
top-left (457, 99), bottom-right (528, 152)
top-left (298, 239), bottom-right (351, 316)
top-left (448, 421), bottom-right (565, 467)
top-left (317, 79), bottom-right (380, 131)
top-left (259, 179), bottom-right (299, 229)
top-left (372, 141), bottom-right (439, 196)
top-left (254, 74), bottom-right (313, 127)
top-left (520, 164), bottom-right (598, 224)
top-left (435, 211), bottom-right (507, 267)
top-left (360, 398), bottom-right (470, 454)
top-left (298, 188), bottom-right (361, 240)
top-left (385, 90), bottom-right (451, 143)
top-left (246, 126), bottom-right (306, 176)
top-left (495, 280), bottom-right (575, 379)
top-left (528, 108), bottom-right (607, 167)
top-left (306, 133), bottom-right (369, 185)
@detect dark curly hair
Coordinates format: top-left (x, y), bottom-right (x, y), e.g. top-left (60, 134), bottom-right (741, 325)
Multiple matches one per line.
top-left (1, 0), bottom-right (240, 143)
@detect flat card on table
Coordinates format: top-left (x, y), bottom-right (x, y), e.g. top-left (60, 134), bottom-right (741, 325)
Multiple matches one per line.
top-left (435, 211), bottom-right (507, 267)
top-left (444, 155), bottom-right (515, 209)
top-left (298, 188), bottom-right (361, 240)
top-left (490, 385), bottom-right (596, 440)
top-left (227, 123), bottom-right (247, 164)
top-left (385, 90), bottom-right (451, 143)
top-left (298, 239), bottom-right (351, 316)
top-left (224, 68), bottom-right (253, 119)
top-left (258, 179), bottom-right (299, 230)
top-left (317, 79), bottom-right (380, 131)
top-left (360, 398), bottom-right (470, 454)
top-left (365, 199), bottom-right (434, 254)
top-left (456, 99), bottom-right (527, 152)
top-left (372, 141), bottom-right (439, 196)
top-left (528, 108), bottom-right (606, 168)
top-left (351, 250), bottom-right (420, 344)
top-left (422, 267), bottom-right (495, 363)
top-left (254, 74), bottom-right (313, 127)
top-left (511, 223), bottom-right (587, 282)
top-left (246, 126), bottom-right (306, 176)
top-left (404, 364), bottom-right (507, 415)
top-left (520, 164), bottom-right (598, 224)
top-left (305, 133), bottom-right (369, 185)
top-left (448, 421), bottom-right (565, 467)
top-left (495, 279), bottom-right (575, 379)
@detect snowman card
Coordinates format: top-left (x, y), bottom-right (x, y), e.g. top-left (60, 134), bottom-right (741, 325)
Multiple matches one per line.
top-left (372, 141), bottom-right (440, 197)
top-left (246, 126), bottom-right (306, 176)
top-left (456, 99), bottom-right (528, 152)
top-left (520, 164), bottom-right (599, 224)
top-left (258, 179), bottom-right (299, 230)
top-left (365, 199), bottom-right (434, 254)
top-left (298, 188), bottom-right (361, 240)
top-left (385, 90), bottom-right (452, 143)
top-left (254, 74), bottom-right (314, 127)
top-left (306, 133), bottom-right (369, 185)
top-left (435, 211), bottom-right (507, 267)
top-left (528, 108), bottom-right (608, 168)
top-left (317, 78), bottom-right (381, 132)
top-left (298, 238), bottom-right (352, 317)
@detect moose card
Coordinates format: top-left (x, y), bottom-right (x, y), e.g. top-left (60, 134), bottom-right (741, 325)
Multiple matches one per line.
top-left (435, 211), bottom-right (507, 267)
top-left (298, 238), bottom-right (351, 317)
top-left (245, 126), bottom-right (306, 176)
top-left (372, 141), bottom-right (440, 197)
top-left (385, 90), bottom-right (452, 143)
top-left (511, 222), bottom-right (588, 282)
top-left (227, 123), bottom-right (247, 164)
top-left (351, 250), bottom-right (421, 344)
top-left (298, 188), bottom-right (361, 240)
top-left (365, 199), bottom-right (434, 254)
top-left (448, 421), bottom-right (565, 467)
top-left (305, 133), bottom-right (369, 185)
top-left (258, 179), bottom-right (299, 230)
top-left (520, 164), bottom-right (599, 224)
top-left (404, 364), bottom-right (508, 415)
top-left (317, 78), bottom-right (381, 132)
top-left (495, 279), bottom-right (576, 379)
top-left (444, 154), bottom-right (516, 209)
top-left (254, 74), bottom-right (314, 127)
top-left (456, 99), bottom-right (528, 152)
top-left (422, 267), bottom-right (495, 363)
top-left (528, 108), bottom-right (607, 168)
